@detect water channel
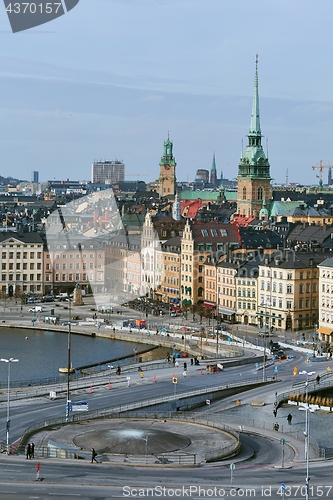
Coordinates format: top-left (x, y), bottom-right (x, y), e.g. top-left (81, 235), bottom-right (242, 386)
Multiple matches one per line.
top-left (0, 328), bottom-right (156, 384)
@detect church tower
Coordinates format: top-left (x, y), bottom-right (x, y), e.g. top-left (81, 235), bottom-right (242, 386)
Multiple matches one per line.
top-left (159, 134), bottom-right (176, 199)
top-left (237, 55), bottom-right (271, 217)
top-left (210, 153), bottom-right (217, 186)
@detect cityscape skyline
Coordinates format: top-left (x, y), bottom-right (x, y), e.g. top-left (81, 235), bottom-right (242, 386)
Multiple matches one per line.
top-left (1, 1), bottom-right (333, 185)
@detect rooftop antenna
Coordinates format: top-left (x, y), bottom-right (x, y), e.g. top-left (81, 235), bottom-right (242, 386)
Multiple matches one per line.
top-left (286, 168), bottom-right (289, 185)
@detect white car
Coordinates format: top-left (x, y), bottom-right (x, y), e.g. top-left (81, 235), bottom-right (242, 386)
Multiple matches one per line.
top-left (29, 306), bottom-right (43, 313)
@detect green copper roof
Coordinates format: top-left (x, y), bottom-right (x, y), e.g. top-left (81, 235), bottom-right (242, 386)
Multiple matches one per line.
top-left (179, 190), bottom-right (237, 202)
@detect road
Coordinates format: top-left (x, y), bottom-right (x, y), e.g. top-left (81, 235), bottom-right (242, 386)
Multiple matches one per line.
top-left (0, 299), bottom-right (331, 498)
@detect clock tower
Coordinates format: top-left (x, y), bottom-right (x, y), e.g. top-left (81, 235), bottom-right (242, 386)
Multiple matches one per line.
top-left (159, 134), bottom-right (176, 199)
top-left (237, 55), bottom-right (271, 217)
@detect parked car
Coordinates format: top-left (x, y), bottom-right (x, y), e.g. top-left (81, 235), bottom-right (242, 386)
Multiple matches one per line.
top-left (42, 294), bottom-right (55, 303)
top-left (29, 306), bottom-right (43, 313)
top-left (258, 331), bottom-right (271, 337)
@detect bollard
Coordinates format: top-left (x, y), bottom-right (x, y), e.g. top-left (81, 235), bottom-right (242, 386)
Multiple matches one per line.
top-left (90, 386), bottom-right (93, 393)
top-left (154, 375), bottom-right (157, 382)
top-left (107, 382), bottom-right (111, 390)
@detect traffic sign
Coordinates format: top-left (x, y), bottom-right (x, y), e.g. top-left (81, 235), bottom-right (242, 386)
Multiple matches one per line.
top-left (230, 463), bottom-right (235, 470)
top-left (71, 402), bottom-right (88, 412)
top-left (281, 483), bottom-right (285, 491)
top-left (206, 399), bottom-right (210, 405)
top-left (274, 366), bottom-right (279, 373)
top-left (172, 377), bottom-right (178, 384)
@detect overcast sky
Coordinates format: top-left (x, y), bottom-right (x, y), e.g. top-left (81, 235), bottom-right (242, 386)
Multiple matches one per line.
top-left (1, 0), bottom-right (333, 186)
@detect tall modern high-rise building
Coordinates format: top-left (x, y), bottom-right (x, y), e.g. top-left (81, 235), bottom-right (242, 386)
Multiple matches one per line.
top-left (31, 171), bottom-right (39, 183)
top-left (91, 160), bottom-right (125, 185)
top-left (237, 55), bottom-right (271, 217)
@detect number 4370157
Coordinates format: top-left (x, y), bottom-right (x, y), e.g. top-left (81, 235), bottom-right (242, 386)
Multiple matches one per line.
top-left (6, 3), bottom-right (62, 14)
top-left (277, 485), bottom-right (332, 496)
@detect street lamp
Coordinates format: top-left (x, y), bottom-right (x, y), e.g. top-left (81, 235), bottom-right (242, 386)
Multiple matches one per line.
top-left (66, 298), bottom-right (72, 422)
top-left (299, 370), bottom-right (315, 500)
top-left (0, 357), bottom-right (19, 454)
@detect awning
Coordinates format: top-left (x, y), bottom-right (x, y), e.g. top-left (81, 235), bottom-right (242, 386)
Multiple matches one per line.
top-left (218, 307), bottom-right (235, 316)
top-left (316, 327), bottom-right (333, 335)
top-left (202, 301), bottom-right (216, 309)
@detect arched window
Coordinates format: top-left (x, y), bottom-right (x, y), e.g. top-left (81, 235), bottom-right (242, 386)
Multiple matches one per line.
top-left (258, 186), bottom-right (263, 201)
top-left (242, 186), bottom-right (247, 200)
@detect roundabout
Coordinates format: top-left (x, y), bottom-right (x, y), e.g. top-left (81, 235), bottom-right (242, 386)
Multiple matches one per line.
top-left (29, 418), bottom-right (240, 465)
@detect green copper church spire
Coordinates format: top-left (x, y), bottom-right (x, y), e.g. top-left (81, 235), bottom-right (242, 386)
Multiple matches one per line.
top-left (249, 54), bottom-right (261, 136)
top-left (210, 152), bottom-right (217, 185)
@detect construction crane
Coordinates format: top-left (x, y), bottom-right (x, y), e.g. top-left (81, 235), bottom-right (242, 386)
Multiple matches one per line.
top-left (312, 160), bottom-right (332, 187)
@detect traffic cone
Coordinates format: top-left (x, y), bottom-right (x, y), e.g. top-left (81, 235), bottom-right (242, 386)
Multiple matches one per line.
top-left (154, 375), bottom-right (157, 382)
top-left (108, 382), bottom-right (111, 390)
top-left (90, 386), bottom-right (93, 393)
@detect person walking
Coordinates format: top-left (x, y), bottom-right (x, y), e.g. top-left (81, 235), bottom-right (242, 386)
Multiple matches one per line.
top-left (183, 362), bottom-right (187, 372)
top-left (287, 413), bottom-right (292, 425)
top-left (26, 443), bottom-right (31, 459)
top-left (273, 408), bottom-right (277, 418)
top-left (91, 448), bottom-right (98, 463)
top-left (31, 442), bottom-right (35, 459)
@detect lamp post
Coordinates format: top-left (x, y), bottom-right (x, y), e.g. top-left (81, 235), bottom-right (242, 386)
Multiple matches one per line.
top-left (0, 357), bottom-right (18, 454)
top-left (66, 298), bottom-right (72, 422)
top-left (299, 370), bottom-right (315, 500)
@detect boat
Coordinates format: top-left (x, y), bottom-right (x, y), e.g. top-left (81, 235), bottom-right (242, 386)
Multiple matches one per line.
top-left (59, 366), bottom-right (75, 374)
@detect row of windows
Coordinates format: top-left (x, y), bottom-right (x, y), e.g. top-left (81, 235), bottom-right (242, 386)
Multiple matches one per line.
top-left (2, 263), bottom-right (42, 270)
top-left (45, 273), bottom-right (103, 282)
top-left (237, 279), bottom-right (256, 286)
top-left (260, 269), bottom-right (317, 279)
top-left (164, 277), bottom-right (179, 285)
top-left (2, 274), bottom-right (41, 281)
top-left (238, 302), bottom-right (257, 311)
top-left (2, 252), bottom-right (42, 259)
top-left (260, 282), bottom-right (317, 293)
top-left (51, 253), bottom-right (103, 259)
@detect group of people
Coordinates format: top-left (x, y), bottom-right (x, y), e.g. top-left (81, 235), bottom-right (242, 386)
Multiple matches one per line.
top-left (26, 442), bottom-right (35, 459)
top-left (167, 355), bottom-right (200, 366)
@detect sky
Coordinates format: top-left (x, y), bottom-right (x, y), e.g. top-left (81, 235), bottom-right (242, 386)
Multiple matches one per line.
top-left (1, 0), bottom-right (333, 186)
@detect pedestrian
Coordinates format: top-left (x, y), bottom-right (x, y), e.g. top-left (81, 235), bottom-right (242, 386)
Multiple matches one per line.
top-left (273, 408), bottom-right (277, 418)
top-left (190, 358), bottom-right (193, 366)
top-left (116, 365), bottom-right (121, 375)
top-left (274, 422), bottom-right (279, 431)
top-left (287, 413), bottom-right (292, 425)
top-left (31, 442), bottom-right (35, 459)
top-left (183, 362), bottom-right (187, 371)
top-left (172, 356), bottom-right (175, 365)
top-left (316, 375), bottom-right (320, 384)
top-left (91, 448), bottom-right (98, 463)
top-left (26, 443), bottom-right (31, 460)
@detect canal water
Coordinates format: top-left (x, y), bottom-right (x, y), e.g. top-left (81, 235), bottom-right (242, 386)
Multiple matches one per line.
top-left (0, 328), bottom-right (157, 384)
